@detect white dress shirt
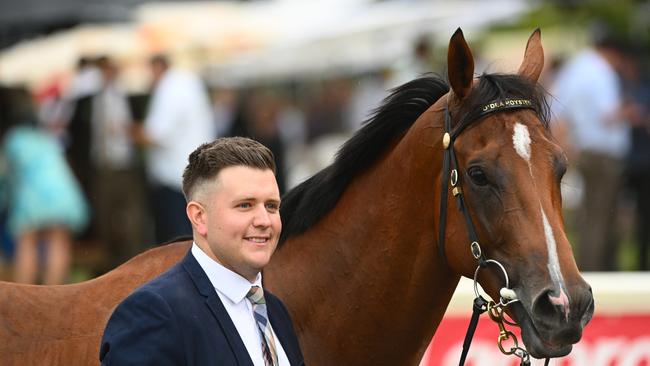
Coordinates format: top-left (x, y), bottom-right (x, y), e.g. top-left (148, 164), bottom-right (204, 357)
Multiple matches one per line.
top-left (91, 83), bottom-right (134, 169)
top-left (551, 49), bottom-right (629, 158)
top-left (144, 70), bottom-right (215, 189)
top-left (191, 243), bottom-right (290, 366)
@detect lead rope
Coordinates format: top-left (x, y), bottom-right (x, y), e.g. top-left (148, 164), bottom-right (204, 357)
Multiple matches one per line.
top-left (458, 297), bottom-right (488, 365)
top-left (437, 100), bottom-right (550, 366)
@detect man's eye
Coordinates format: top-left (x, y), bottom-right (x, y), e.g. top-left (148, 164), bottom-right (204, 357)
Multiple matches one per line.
top-left (238, 203), bottom-right (252, 209)
top-left (265, 203), bottom-right (279, 211)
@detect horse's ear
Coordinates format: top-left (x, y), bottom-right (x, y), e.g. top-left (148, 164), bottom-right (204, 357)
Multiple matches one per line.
top-left (447, 28), bottom-right (475, 100)
top-left (518, 28), bottom-right (544, 82)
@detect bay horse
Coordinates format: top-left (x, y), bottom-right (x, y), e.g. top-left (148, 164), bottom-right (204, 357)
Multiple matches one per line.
top-left (0, 29), bottom-right (593, 365)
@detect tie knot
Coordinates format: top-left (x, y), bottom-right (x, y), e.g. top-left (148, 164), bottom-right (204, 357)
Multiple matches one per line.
top-left (246, 285), bottom-right (266, 305)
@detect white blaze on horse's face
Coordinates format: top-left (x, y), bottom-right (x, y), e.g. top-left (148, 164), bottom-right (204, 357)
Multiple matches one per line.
top-left (512, 122), bottom-right (570, 320)
top-left (512, 123), bottom-right (532, 166)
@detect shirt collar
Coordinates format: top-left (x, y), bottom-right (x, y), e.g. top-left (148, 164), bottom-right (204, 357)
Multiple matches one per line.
top-left (191, 242), bottom-right (262, 304)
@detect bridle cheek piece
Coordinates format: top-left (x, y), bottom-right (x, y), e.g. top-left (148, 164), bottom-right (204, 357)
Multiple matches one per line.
top-left (437, 98), bottom-right (549, 366)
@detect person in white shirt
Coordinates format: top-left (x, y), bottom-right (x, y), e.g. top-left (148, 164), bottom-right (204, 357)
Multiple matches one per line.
top-left (91, 57), bottom-right (146, 269)
top-left (65, 56), bottom-right (147, 269)
top-left (551, 35), bottom-right (631, 271)
top-left (135, 54), bottom-right (215, 244)
top-left (100, 137), bottom-right (304, 365)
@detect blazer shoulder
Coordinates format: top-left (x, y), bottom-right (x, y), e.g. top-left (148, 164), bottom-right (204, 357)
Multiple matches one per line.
top-left (100, 285), bottom-right (185, 365)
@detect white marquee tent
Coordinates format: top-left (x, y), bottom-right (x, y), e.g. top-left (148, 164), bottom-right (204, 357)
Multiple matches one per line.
top-left (0, 0), bottom-right (532, 90)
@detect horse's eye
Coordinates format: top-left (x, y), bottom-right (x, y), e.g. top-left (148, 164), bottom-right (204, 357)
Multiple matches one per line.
top-left (467, 166), bottom-right (489, 186)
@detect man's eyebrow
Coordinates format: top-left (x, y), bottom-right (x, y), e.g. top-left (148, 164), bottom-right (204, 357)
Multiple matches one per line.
top-left (234, 196), bottom-right (281, 202)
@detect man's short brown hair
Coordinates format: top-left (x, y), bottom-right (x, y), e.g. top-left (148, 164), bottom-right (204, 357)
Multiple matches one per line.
top-left (182, 137), bottom-right (276, 200)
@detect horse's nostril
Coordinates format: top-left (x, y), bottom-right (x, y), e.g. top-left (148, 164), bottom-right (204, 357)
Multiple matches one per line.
top-left (528, 285), bottom-right (591, 346)
top-left (531, 289), bottom-right (569, 328)
top-left (533, 290), bottom-right (556, 320)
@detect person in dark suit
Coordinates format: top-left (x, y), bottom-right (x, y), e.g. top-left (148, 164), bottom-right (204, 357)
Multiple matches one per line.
top-left (99, 137), bottom-right (304, 366)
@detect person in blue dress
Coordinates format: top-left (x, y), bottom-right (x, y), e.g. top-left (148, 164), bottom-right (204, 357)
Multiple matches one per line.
top-left (0, 85), bottom-right (88, 284)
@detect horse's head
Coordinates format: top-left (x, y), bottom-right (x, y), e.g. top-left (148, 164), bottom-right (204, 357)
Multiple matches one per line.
top-left (440, 29), bottom-right (594, 359)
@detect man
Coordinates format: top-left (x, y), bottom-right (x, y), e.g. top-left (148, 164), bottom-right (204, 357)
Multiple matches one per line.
top-left (81, 57), bottom-right (145, 270)
top-left (551, 33), bottom-right (630, 271)
top-left (99, 137), bottom-right (304, 365)
top-left (134, 54), bottom-right (215, 243)
top-left (66, 56), bottom-right (146, 269)
top-left (91, 57), bottom-right (146, 270)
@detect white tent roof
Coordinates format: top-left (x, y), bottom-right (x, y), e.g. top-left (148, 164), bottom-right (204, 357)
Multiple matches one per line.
top-left (0, 0), bottom-right (531, 89)
top-left (202, 0), bottom-right (530, 85)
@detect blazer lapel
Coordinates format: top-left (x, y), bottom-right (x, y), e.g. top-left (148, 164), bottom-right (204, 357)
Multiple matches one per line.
top-left (182, 251), bottom-right (254, 366)
top-left (205, 296), bottom-right (255, 366)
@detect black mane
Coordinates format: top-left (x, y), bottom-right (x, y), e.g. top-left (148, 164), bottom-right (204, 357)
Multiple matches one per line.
top-left (279, 73), bottom-right (549, 244)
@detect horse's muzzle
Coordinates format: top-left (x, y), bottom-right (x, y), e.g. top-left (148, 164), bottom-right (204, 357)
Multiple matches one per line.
top-left (513, 283), bottom-right (594, 359)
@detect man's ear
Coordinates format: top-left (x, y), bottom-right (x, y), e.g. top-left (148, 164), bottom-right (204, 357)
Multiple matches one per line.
top-left (187, 201), bottom-right (208, 236)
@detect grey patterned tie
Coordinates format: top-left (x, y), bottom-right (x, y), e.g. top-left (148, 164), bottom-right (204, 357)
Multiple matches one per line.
top-left (246, 286), bottom-right (279, 366)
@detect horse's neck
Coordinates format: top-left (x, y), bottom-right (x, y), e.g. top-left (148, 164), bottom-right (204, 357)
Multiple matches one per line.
top-left (266, 121), bottom-right (460, 365)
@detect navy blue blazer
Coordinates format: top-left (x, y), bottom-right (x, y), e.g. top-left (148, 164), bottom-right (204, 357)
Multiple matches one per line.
top-left (100, 250), bottom-right (304, 366)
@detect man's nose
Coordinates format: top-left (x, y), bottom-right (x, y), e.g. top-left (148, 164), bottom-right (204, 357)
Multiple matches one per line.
top-left (252, 206), bottom-right (271, 227)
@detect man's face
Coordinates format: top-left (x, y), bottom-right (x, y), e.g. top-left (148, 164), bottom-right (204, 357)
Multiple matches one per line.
top-left (201, 166), bottom-right (281, 282)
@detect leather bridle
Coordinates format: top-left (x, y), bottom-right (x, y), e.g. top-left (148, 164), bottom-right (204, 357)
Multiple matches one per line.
top-left (436, 96), bottom-right (550, 366)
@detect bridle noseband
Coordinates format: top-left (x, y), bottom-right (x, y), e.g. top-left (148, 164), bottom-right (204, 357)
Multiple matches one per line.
top-left (436, 97), bottom-right (550, 366)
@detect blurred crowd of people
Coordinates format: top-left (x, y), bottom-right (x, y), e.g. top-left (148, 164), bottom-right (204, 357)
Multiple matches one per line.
top-left (0, 28), bottom-right (648, 284)
top-left (0, 49), bottom-right (415, 283)
top-left (549, 30), bottom-right (650, 272)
